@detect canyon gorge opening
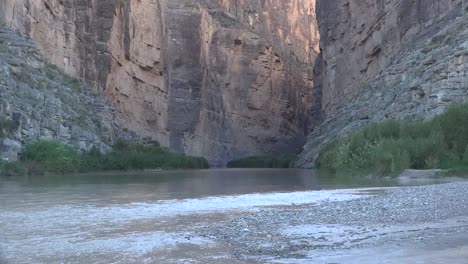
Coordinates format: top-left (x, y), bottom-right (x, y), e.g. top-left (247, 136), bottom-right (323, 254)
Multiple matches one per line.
top-left (0, 0), bottom-right (466, 167)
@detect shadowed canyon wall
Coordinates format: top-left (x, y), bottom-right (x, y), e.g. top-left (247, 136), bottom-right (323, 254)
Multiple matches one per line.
top-left (2, 0), bottom-right (466, 167)
top-left (298, 0), bottom-right (467, 167)
top-left (0, 0), bottom-right (320, 165)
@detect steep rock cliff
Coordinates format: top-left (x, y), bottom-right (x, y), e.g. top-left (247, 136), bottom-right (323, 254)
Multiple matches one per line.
top-left (297, 0), bottom-right (467, 167)
top-left (0, 27), bottom-right (118, 161)
top-left (0, 0), bottom-right (320, 165)
top-left (4, 0), bottom-right (461, 168)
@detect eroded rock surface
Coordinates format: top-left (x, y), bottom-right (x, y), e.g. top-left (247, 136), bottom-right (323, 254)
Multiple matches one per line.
top-left (0, 0), bottom-right (320, 165)
top-left (0, 27), bottom-right (118, 161)
top-left (2, 0), bottom-right (465, 167)
top-left (297, 0), bottom-right (468, 167)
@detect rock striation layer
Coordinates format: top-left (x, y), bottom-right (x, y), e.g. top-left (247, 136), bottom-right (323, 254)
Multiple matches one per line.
top-left (0, 27), bottom-right (119, 161)
top-left (0, 0), bottom-right (320, 166)
top-left (3, 0), bottom-right (464, 167)
top-left (297, 0), bottom-right (468, 167)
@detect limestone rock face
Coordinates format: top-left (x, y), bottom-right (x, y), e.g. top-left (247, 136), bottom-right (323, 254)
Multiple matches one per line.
top-left (0, 0), bottom-right (320, 166)
top-left (316, 0), bottom-right (465, 117)
top-left (0, 28), bottom-right (118, 161)
top-left (297, 0), bottom-right (468, 167)
top-left (4, 0), bottom-right (462, 168)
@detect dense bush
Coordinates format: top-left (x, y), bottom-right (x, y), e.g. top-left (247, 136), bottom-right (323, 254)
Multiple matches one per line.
top-left (317, 103), bottom-right (468, 176)
top-left (0, 161), bottom-right (28, 176)
top-left (227, 155), bottom-right (297, 168)
top-left (22, 140), bottom-right (81, 174)
top-left (1, 140), bottom-right (209, 176)
top-left (79, 141), bottom-right (209, 172)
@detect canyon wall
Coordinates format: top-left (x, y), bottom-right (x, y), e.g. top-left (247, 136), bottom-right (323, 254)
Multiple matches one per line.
top-left (3, 0), bottom-right (464, 167)
top-left (0, 27), bottom-right (117, 161)
top-left (0, 0), bottom-right (320, 166)
top-left (298, 0), bottom-right (467, 167)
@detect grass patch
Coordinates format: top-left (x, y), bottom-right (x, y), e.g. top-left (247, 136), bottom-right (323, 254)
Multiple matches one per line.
top-left (317, 103), bottom-right (468, 176)
top-left (227, 155), bottom-right (297, 168)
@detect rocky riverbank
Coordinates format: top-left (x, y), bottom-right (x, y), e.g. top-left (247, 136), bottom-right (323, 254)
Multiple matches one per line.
top-left (1, 178), bottom-right (467, 264)
top-left (201, 182), bottom-right (468, 263)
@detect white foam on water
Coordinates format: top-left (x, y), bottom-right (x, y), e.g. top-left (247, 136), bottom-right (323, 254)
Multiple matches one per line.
top-left (127, 188), bottom-right (366, 216)
top-left (2, 189), bottom-right (368, 228)
top-left (1, 231), bottom-right (212, 261)
top-left (0, 189), bottom-right (369, 261)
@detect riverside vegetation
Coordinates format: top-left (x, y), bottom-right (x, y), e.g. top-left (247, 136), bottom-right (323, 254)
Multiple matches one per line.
top-left (317, 103), bottom-right (468, 176)
top-left (0, 140), bottom-right (209, 176)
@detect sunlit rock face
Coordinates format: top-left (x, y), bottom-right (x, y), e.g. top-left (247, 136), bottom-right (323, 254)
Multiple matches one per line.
top-left (297, 0), bottom-right (467, 167)
top-left (0, 0), bottom-right (320, 166)
top-left (4, 0), bottom-right (461, 168)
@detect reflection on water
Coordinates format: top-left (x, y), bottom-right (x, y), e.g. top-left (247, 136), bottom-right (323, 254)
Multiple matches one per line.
top-left (0, 169), bottom-right (466, 264)
top-left (0, 169), bottom-right (464, 204)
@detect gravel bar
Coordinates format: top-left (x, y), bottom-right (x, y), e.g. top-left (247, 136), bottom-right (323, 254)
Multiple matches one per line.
top-left (201, 182), bottom-right (468, 263)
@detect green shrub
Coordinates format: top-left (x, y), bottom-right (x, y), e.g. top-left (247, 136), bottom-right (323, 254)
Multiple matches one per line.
top-left (46, 71), bottom-right (57, 80)
top-left (37, 80), bottom-right (47, 89)
top-left (317, 103), bottom-right (468, 176)
top-left (463, 145), bottom-right (468, 165)
top-left (63, 75), bottom-right (82, 90)
top-left (3, 139), bottom-right (209, 175)
top-left (23, 160), bottom-right (47, 176)
top-left (79, 142), bottom-right (209, 172)
top-left (369, 139), bottom-right (410, 175)
top-left (22, 140), bottom-right (81, 174)
top-left (433, 103), bottom-right (468, 158)
top-left (0, 161), bottom-right (28, 177)
top-left (45, 64), bottom-right (59, 80)
top-left (227, 155), bottom-right (297, 168)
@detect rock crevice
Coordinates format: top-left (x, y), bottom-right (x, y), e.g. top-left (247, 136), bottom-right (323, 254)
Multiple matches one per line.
top-left (1, 0), bottom-right (320, 166)
top-left (3, 0), bottom-right (464, 167)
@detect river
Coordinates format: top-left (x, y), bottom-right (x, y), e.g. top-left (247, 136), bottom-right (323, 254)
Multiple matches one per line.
top-left (0, 169), bottom-right (466, 263)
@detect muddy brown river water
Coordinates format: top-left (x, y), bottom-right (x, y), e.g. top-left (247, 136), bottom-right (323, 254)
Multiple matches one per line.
top-left (0, 169), bottom-right (467, 263)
